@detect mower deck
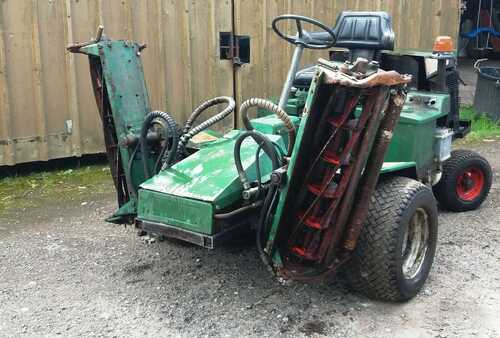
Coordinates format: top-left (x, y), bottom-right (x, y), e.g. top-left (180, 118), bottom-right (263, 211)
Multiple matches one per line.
top-left (138, 130), bottom-right (285, 235)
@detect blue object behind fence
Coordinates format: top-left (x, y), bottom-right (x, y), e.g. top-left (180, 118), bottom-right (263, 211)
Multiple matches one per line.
top-left (462, 27), bottom-right (500, 39)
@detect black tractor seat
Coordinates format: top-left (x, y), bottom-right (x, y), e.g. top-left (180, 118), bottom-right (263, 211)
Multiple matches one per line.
top-left (293, 11), bottom-right (395, 90)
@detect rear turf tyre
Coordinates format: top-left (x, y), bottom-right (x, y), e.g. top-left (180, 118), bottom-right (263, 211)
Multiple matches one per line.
top-left (344, 177), bottom-right (438, 302)
top-left (433, 150), bottom-right (492, 212)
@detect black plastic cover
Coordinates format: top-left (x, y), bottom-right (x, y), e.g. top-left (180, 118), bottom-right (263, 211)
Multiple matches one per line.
top-left (333, 11), bottom-right (395, 51)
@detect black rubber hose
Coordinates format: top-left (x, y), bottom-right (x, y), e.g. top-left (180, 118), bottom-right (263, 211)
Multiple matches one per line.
top-left (213, 201), bottom-right (263, 219)
top-left (154, 112), bottom-right (179, 172)
top-left (178, 96), bottom-right (235, 153)
top-left (126, 142), bottom-right (140, 199)
top-left (255, 145), bottom-right (263, 197)
top-left (233, 130), bottom-right (282, 267)
top-left (139, 111), bottom-right (178, 179)
top-left (233, 130), bottom-right (280, 190)
top-left (183, 96), bottom-right (233, 133)
top-left (239, 98), bottom-right (296, 156)
top-left (256, 184), bottom-right (278, 266)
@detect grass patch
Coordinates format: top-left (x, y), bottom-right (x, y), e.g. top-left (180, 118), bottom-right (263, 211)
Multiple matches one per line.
top-left (460, 106), bottom-right (500, 141)
top-left (0, 164), bottom-right (113, 215)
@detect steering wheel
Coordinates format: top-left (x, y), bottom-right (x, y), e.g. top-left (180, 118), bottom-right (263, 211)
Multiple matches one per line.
top-left (272, 15), bottom-right (336, 50)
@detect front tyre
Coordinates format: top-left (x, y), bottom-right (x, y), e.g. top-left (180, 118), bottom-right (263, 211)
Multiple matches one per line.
top-left (344, 177), bottom-right (438, 302)
top-left (433, 150), bottom-right (492, 212)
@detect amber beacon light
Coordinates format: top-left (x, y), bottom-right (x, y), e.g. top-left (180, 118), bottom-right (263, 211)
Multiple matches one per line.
top-left (433, 36), bottom-right (454, 53)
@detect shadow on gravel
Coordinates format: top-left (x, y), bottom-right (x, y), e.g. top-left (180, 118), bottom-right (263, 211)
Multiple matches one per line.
top-left (115, 232), bottom-right (380, 322)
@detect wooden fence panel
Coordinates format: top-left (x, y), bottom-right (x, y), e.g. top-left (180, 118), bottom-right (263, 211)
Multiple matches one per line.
top-left (68, 0), bottom-right (103, 156)
top-left (1, 1), bottom-right (47, 164)
top-left (0, 0), bottom-right (459, 166)
top-left (0, 0), bottom-right (234, 165)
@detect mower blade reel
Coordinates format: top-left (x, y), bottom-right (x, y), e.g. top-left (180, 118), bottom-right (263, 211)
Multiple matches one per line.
top-left (89, 57), bottom-right (130, 210)
top-left (271, 63), bottom-right (411, 280)
top-left (343, 89), bottom-right (408, 251)
top-left (320, 87), bottom-right (391, 265)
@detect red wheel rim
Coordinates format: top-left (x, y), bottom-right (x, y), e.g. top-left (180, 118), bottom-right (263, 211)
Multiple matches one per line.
top-left (456, 167), bottom-right (485, 201)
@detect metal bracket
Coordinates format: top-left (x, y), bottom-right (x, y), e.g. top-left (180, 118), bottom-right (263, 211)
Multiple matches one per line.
top-left (219, 32), bottom-right (250, 66)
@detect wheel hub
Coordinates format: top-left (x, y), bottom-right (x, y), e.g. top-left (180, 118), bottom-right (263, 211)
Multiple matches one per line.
top-left (401, 208), bottom-right (430, 280)
top-left (456, 167), bottom-right (485, 201)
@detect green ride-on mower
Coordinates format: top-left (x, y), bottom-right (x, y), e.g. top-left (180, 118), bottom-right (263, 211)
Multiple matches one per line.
top-left (69, 12), bottom-right (492, 302)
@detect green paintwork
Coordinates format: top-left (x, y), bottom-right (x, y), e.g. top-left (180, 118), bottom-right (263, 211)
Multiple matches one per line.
top-left (138, 130), bottom-right (286, 234)
top-left (251, 115), bottom-right (301, 149)
top-left (257, 91), bottom-right (307, 117)
top-left (97, 41), bottom-right (152, 196)
top-left (382, 49), bottom-right (457, 58)
top-left (138, 189), bottom-right (214, 234)
top-left (105, 200), bottom-right (136, 223)
top-left (380, 162), bottom-right (417, 173)
top-left (399, 92), bottom-right (449, 124)
top-left (83, 41), bottom-right (150, 143)
top-left (140, 131), bottom-right (284, 209)
top-left (282, 92), bottom-right (308, 116)
top-left (265, 73), bottom-right (323, 261)
top-left (384, 92), bottom-right (449, 175)
top-left (81, 40), bottom-right (157, 220)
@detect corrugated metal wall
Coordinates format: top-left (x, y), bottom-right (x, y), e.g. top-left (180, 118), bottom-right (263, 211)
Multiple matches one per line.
top-left (0, 0), bottom-right (459, 166)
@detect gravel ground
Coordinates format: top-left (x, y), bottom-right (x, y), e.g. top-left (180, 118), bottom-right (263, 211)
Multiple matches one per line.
top-left (1, 142), bottom-right (499, 338)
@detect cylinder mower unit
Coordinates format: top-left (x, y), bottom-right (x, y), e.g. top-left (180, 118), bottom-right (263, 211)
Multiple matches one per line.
top-left (68, 12), bottom-right (492, 302)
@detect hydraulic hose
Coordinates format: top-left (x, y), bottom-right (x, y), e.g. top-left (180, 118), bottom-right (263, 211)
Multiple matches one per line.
top-left (213, 201), bottom-right (263, 220)
top-left (239, 98), bottom-right (296, 156)
top-left (256, 184), bottom-right (279, 266)
top-left (139, 111), bottom-right (178, 179)
top-left (154, 112), bottom-right (179, 172)
top-left (178, 96), bottom-right (235, 153)
top-left (233, 130), bottom-right (281, 190)
top-left (233, 130), bottom-right (282, 267)
top-left (126, 142), bottom-right (140, 199)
